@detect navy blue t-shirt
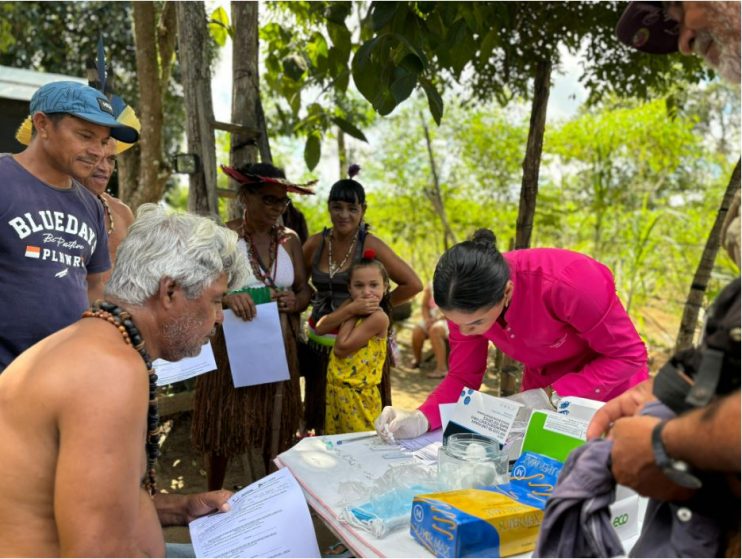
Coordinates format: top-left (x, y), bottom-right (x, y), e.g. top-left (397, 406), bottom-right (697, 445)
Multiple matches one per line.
top-left (0, 156), bottom-right (111, 370)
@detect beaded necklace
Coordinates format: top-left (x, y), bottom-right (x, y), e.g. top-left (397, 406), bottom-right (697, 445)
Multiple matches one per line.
top-left (327, 228), bottom-right (357, 278)
top-left (97, 194), bottom-right (115, 235)
top-left (243, 225), bottom-right (280, 289)
top-left (81, 301), bottom-right (159, 496)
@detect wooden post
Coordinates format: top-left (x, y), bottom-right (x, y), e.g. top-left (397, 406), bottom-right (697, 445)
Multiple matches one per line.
top-left (175, 1), bottom-right (219, 218)
top-left (227, 1), bottom-right (263, 220)
top-left (420, 111), bottom-right (457, 250)
top-left (230, 1), bottom-right (283, 467)
top-left (515, 59), bottom-right (551, 249)
top-left (675, 159), bottom-right (741, 351)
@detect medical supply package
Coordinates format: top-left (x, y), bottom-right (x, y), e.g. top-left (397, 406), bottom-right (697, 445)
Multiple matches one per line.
top-left (338, 464), bottom-right (440, 538)
top-left (410, 452), bottom-right (562, 557)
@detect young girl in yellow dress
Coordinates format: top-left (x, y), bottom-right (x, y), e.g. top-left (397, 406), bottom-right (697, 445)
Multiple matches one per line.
top-left (317, 249), bottom-right (391, 434)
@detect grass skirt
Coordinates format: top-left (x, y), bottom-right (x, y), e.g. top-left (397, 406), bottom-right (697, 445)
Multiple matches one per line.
top-left (191, 312), bottom-right (302, 468)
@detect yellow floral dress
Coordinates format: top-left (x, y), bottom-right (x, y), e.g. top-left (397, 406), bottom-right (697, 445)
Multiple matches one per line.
top-left (325, 326), bottom-right (388, 435)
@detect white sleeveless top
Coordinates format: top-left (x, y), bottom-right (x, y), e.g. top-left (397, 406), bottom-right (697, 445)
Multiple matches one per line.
top-left (237, 237), bottom-right (294, 289)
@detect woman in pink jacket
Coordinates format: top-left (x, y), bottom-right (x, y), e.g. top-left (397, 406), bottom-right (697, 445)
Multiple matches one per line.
top-left (375, 229), bottom-right (648, 439)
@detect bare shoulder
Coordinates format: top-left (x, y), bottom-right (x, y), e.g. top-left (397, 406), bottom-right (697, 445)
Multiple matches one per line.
top-left (364, 233), bottom-right (393, 254)
top-left (303, 233), bottom-right (322, 267)
top-left (105, 195), bottom-right (135, 228)
top-left (304, 232), bottom-right (322, 251)
top-left (281, 227), bottom-right (301, 245)
top-left (46, 321), bottom-right (149, 401)
top-left (367, 309), bottom-right (390, 331)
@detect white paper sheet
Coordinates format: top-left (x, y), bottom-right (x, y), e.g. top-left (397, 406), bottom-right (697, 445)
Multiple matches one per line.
top-left (154, 342), bottom-right (217, 386)
top-left (189, 468), bottom-right (320, 558)
top-left (399, 429), bottom-right (443, 452)
top-left (542, 413), bottom-right (589, 439)
top-left (438, 403), bottom-right (456, 431)
top-left (221, 305), bottom-right (289, 388)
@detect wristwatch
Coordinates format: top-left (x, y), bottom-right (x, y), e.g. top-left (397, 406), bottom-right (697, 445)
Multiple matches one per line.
top-left (651, 420), bottom-right (703, 489)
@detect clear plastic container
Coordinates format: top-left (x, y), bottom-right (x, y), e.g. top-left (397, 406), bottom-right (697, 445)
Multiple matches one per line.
top-left (437, 433), bottom-right (510, 490)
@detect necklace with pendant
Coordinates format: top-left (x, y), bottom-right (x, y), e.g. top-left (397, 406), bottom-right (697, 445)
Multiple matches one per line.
top-left (328, 228), bottom-right (357, 278)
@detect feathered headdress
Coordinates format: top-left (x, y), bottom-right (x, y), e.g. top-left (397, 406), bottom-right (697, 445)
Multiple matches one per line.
top-left (16, 36), bottom-right (141, 154)
top-left (220, 165), bottom-right (316, 195)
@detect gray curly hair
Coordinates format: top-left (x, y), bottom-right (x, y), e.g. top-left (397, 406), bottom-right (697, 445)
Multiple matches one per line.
top-left (105, 204), bottom-right (248, 305)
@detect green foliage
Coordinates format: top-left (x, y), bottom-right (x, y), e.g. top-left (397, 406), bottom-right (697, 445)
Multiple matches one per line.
top-left (261, 1), bottom-right (709, 171)
top-left (208, 6), bottom-right (232, 47)
top-left (279, 87), bottom-right (737, 351)
top-left (347, 2), bottom-right (708, 124)
top-left (260, 2), bottom-right (372, 170)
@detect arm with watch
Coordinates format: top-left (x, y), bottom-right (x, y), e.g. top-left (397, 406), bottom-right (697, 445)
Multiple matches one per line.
top-left (609, 390), bottom-right (740, 501)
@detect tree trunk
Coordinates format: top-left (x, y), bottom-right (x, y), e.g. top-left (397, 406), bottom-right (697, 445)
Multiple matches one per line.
top-left (337, 128), bottom-right (347, 179)
top-left (128, 1), bottom-right (173, 209)
top-left (515, 59), bottom-right (551, 249)
top-left (420, 112), bottom-right (457, 250)
top-left (256, 97), bottom-right (272, 164)
top-left (227, 1), bottom-right (262, 220)
top-left (176, 1), bottom-right (219, 218)
top-left (675, 159), bottom-right (741, 351)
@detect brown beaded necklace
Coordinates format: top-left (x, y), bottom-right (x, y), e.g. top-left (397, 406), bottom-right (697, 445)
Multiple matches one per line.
top-left (81, 301), bottom-right (159, 496)
top-left (97, 194), bottom-right (115, 235)
top-left (243, 224), bottom-right (280, 289)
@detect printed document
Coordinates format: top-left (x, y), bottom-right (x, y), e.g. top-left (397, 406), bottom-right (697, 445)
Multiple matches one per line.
top-left (154, 341), bottom-right (217, 386)
top-left (190, 467), bottom-right (320, 558)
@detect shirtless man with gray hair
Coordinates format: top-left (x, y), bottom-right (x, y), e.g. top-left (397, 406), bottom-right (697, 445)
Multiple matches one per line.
top-left (0, 204), bottom-right (248, 556)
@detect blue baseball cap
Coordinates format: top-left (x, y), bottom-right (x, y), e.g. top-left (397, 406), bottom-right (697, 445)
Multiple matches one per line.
top-left (29, 81), bottom-right (139, 143)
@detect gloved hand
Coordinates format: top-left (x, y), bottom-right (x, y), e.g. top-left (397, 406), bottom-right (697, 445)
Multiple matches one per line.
top-left (374, 406), bottom-right (429, 443)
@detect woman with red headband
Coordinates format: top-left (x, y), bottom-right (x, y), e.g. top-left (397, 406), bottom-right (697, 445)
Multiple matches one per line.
top-left (192, 162), bottom-right (314, 489)
top-left (302, 165), bottom-right (422, 434)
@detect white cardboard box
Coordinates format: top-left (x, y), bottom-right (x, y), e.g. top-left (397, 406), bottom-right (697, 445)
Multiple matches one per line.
top-left (556, 396), bottom-right (605, 422)
top-left (609, 485), bottom-right (640, 540)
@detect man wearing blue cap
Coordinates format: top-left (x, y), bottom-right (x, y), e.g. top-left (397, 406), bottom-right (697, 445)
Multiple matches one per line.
top-left (586, 2), bottom-right (740, 556)
top-left (0, 80), bottom-right (139, 372)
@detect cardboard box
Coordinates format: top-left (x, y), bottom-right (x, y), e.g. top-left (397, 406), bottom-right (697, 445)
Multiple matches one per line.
top-left (555, 396), bottom-right (605, 421)
top-left (410, 488), bottom-right (543, 558)
top-left (609, 485), bottom-right (640, 540)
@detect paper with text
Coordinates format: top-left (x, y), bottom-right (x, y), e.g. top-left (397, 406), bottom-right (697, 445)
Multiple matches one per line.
top-left (222, 305), bottom-right (289, 388)
top-left (448, 389), bottom-right (522, 444)
top-left (154, 342), bottom-right (217, 386)
top-left (543, 413), bottom-right (589, 439)
top-left (190, 467), bottom-right (320, 558)
top-left (399, 429), bottom-right (443, 452)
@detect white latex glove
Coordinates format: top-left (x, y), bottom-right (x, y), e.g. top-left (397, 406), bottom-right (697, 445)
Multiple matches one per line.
top-left (374, 406), bottom-right (429, 443)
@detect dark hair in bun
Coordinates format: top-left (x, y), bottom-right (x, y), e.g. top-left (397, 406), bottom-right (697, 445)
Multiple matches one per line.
top-left (328, 164), bottom-right (366, 206)
top-left (433, 228), bottom-right (510, 312)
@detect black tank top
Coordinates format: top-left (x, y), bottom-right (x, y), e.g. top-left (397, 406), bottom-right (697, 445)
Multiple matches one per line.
top-left (309, 224), bottom-right (368, 323)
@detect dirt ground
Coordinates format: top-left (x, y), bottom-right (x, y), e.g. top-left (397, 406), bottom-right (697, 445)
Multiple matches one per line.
top-left (157, 317), bottom-right (674, 551)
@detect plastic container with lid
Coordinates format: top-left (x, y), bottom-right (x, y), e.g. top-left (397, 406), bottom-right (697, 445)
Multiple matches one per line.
top-left (437, 432), bottom-right (510, 490)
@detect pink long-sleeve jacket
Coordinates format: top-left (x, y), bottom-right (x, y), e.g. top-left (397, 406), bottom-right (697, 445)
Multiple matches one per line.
top-left (419, 248), bottom-right (649, 430)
